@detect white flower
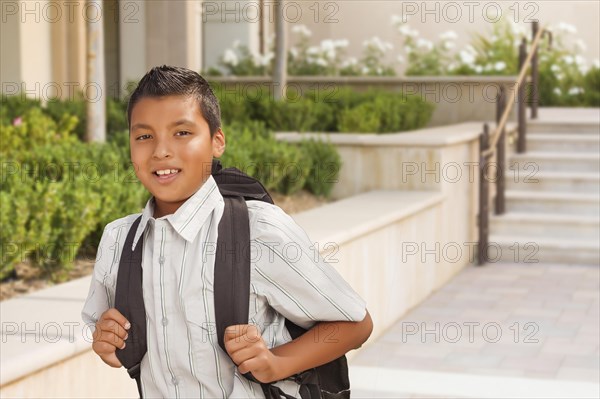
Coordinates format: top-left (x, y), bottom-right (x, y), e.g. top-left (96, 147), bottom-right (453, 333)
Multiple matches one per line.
top-left (592, 59), bottom-right (600, 69)
top-left (574, 55), bottom-right (585, 66)
top-left (439, 30), bottom-right (458, 41)
top-left (391, 14), bottom-right (404, 25)
top-left (490, 35), bottom-right (498, 43)
top-left (315, 57), bottom-right (328, 67)
top-left (556, 73), bottom-right (564, 81)
top-left (398, 24), bottom-right (419, 38)
top-left (494, 61), bottom-right (506, 71)
top-left (223, 49), bottom-right (238, 66)
top-left (361, 66), bottom-right (370, 75)
top-left (557, 22), bottom-right (577, 34)
top-left (334, 39), bottom-right (349, 48)
top-left (292, 24), bottom-right (312, 37)
top-left (551, 64), bottom-right (561, 73)
top-left (563, 55), bottom-right (574, 65)
top-left (321, 39), bottom-right (335, 52)
top-left (364, 36), bottom-right (393, 52)
top-left (579, 64), bottom-right (589, 75)
top-left (376, 67), bottom-right (383, 75)
top-left (443, 41), bottom-right (455, 50)
top-left (484, 63), bottom-right (493, 71)
top-left (568, 87), bottom-right (583, 95)
top-left (259, 52), bottom-right (274, 66)
top-left (509, 21), bottom-right (526, 36)
top-left (307, 46), bottom-right (320, 56)
top-left (290, 47), bottom-right (298, 58)
top-left (251, 52), bottom-right (262, 66)
top-left (341, 57), bottom-right (358, 68)
top-left (448, 62), bottom-right (457, 71)
top-left (474, 65), bottom-right (483, 73)
top-left (553, 87), bottom-right (562, 95)
top-left (459, 50), bottom-right (476, 65)
top-left (416, 38), bottom-right (433, 51)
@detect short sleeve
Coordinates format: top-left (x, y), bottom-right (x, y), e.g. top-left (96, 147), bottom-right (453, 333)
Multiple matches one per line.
top-left (248, 201), bottom-right (367, 330)
top-left (81, 217), bottom-right (133, 330)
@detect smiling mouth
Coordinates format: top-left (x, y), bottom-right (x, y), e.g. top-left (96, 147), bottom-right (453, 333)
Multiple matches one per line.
top-left (153, 169), bottom-right (181, 182)
top-left (152, 169), bottom-right (181, 177)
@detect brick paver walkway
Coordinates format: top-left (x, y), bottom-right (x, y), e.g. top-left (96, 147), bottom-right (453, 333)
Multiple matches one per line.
top-left (349, 262), bottom-right (600, 398)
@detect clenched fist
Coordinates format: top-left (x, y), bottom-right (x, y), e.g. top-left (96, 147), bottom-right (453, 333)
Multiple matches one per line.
top-left (92, 308), bottom-right (130, 368)
top-left (224, 324), bottom-right (284, 383)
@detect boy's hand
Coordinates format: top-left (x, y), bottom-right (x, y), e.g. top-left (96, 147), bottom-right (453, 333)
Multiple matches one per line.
top-left (224, 324), bottom-right (284, 383)
top-left (92, 308), bottom-right (130, 368)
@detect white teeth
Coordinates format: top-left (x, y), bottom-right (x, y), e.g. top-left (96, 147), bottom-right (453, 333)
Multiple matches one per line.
top-left (156, 169), bottom-right (179, 176)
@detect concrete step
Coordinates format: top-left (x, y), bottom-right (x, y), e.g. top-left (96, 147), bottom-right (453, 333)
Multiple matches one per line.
top-left (506, 171), bottom-right (600, 194)
top-left (488, 234), bottom-right (600, 265)
top-left (490, 212), bottom-right (600, 241)
top-left (509, 152), bottom-right (600, 173)
top-left (506, 190), bottom-right (600, 216)
top-left (527, 133), bottom-right (600, 153)
top-left (527, 120), bottom-right (600, 134)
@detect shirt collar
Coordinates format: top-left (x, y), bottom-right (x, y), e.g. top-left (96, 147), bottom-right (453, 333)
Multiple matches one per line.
top-left (131, 175), bottom-right (222, 250)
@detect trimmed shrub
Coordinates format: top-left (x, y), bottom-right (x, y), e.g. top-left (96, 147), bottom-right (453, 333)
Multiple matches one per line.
top-left (301, 139), bottom-right (341, 197)
top-left (0, 111), bottom-right (147, 281)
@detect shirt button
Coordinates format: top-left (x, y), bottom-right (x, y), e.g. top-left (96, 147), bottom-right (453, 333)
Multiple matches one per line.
top-left (162, 317), bottom-right (168, 326)
top-left (172, 376), bottom-right (179, 385)
top-left (159, 256), bottom-right (165, 264)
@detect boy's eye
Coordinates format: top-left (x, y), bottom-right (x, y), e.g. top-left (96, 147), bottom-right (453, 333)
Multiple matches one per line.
top-left (136, 134), bottom-right (151, 141)
top-left (176, 130), bottom-right (191, 136)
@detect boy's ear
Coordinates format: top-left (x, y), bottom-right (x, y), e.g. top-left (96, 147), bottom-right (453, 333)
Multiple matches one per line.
top-left (212, 128), bottom-right (226, 158)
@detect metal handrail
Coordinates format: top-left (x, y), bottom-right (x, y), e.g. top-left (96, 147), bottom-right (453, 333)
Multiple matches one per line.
top-left (482, 23), bottom-right (550, 158)
top-left (477, 21), bottom-right (552, 265)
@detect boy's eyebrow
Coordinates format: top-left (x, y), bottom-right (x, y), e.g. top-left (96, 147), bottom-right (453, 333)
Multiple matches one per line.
top-left (131, 119), bottom-right (196, 131)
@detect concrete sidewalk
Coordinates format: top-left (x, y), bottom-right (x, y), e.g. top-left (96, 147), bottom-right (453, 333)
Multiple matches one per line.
top-left (349, 262), bottom-right (600, 398)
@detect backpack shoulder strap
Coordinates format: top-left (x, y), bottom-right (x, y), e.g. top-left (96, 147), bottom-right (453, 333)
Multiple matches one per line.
top-left (214, 196), bottom-right (299, 398)
top-left (114, 215), bottom-right (147, 398)
top-left (214, 196), bottom-right (252, 351)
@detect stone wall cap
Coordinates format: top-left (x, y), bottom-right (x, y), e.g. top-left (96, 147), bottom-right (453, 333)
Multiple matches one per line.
top-left (275, 122), bottom-right (501, 147)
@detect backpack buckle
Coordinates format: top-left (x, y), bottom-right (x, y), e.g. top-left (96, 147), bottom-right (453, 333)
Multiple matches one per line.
top-left (127, 362), bottom-right (142, 380)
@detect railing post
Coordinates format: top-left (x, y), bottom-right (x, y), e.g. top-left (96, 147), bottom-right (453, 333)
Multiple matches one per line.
top-left (517, 38), bottom-right (527, 153)
top-left (495, 86), bottom-right (506, 215)
top-left (478, 124), bottom-right (490, 265)
top-left (531, 21), bottom-right (539, 119)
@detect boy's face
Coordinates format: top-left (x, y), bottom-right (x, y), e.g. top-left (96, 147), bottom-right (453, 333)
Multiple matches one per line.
top-left (129, 95), bottom-right (225, 218)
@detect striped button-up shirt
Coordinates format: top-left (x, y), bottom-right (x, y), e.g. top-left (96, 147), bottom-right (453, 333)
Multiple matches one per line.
top-left (81, 175), bottom-right (367, 398)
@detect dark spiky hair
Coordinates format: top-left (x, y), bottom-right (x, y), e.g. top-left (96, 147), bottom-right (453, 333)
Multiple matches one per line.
top-left (127, 65), bottom-right (221, 136)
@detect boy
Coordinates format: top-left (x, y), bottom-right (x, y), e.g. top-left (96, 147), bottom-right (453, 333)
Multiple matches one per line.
top-left (81, 65), bottom-right (372, 398)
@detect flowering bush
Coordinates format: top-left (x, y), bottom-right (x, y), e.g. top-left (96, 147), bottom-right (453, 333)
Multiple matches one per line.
top-left (209, 40), bottom-right (273, 76)
top-left (391, 15), bottom-right (599, 107)
top-left (288, 25), bottom-right (349, 76)
top-left (392, 16), bottom-right (455, 76)
top-left (209, 25), bottom-right (396, 77)
top-left (207, 18), bottom-right (598, 107)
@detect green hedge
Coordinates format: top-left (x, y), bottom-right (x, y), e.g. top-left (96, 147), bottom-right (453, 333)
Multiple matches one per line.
top-left (0, 110), bottom-right (147, 281)
top-left (1, 94), bottom-right (128, 142)
top-left (0, 109), bottom-right (341, 281)
top-left (212, 85), bottom-right (435, 133)
top-left (220, 121), bottom-right (341, 196)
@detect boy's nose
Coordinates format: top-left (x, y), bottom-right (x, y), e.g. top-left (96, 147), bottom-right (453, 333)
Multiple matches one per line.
top-left (152, 140), bottom-right (172, 159)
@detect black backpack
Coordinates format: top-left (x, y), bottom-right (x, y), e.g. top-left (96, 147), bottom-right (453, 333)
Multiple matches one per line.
top-left (114, 159), bottom-right (351, 399)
